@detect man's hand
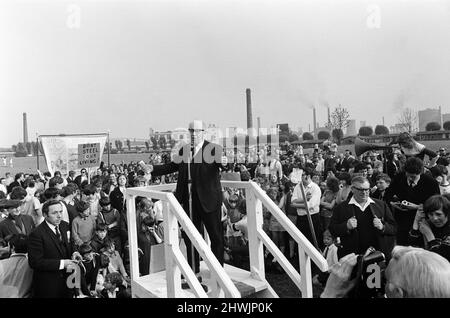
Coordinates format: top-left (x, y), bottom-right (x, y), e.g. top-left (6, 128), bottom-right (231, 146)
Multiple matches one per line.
top-left (346, 217), bottom-right (357, 230)
top-left (321, 253), bottom-right (359, 298)
top-left (139, 160), bottom-right (153, 173)
top-left (401, 200), bottom-right (420, 210)
top-left (63, 259), bottom-right (79, 269)
top-left (373, 217), bottom-right (384, 231)
top-left (412, 208), bottom-right (426, 230)
top-left (418, 220), bottom-right (435, 242)
top-left (71, 251), bottom-right (82, 261)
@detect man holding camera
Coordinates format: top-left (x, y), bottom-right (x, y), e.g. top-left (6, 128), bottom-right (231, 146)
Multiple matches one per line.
top-left (329, 176), bottom-right (397, 260)
top-left (321, 246), bottom-right (450, 298)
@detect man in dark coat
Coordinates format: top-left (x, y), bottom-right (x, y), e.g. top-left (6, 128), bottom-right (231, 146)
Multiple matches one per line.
top-left (0, 199), bottom-right (35, 241)
top-left (149, 120), bottom-right (228, 276)
top-left (329, 176), bottom-right (397, 260)
top-left (385, 157), bottom-right (440, 245)
top-left (7, 173), bottom-right (24, 194)
top-left (28, 199), bottom-right (79, 298)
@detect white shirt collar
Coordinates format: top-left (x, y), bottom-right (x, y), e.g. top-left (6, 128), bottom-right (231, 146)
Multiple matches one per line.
top-left (194, 140), bottom-right (205, 156)
top-left (349, 196), bottom-right (375, 212)
top-left (408, 175), bottom-right (420, 187)
top-left (45, 220), bottom-right (58, 234)
top-left (107, 287), bottom-right (119, 298)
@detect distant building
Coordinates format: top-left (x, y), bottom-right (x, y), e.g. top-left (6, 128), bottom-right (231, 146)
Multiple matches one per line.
top-left (418, 107), bottom-right (441, 132)
top-left (346, 119), bottom-right (356, 136)
top-left (442, 113), bottom-right (450, 125)
top-left (390, 123), bottom-right (408, 134)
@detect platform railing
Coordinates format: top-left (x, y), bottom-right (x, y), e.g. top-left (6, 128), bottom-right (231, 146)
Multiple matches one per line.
top-left (126, 180), bottom-right (328, 298)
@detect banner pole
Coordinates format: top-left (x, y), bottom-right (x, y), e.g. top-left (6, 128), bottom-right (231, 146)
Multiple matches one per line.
top-left (36, 134), bottom-right (40, 171)
top-left (107, 131), bottom-right (111, 167)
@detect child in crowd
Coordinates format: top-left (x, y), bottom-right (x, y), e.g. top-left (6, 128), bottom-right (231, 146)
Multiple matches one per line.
top-left (102, 238), bottom-right (129, 281)
top-left (371, 173), bottom-right (391, 203)
top-left (224, 194), bottom-right (246, 261)
top-left (97, 196), bottom-right (121, 254)
top-left (100, 272), bottom-right (129, 298)
top-left (313, 229), bottom-right (339, 286)
top-left (72, 200), bottom-right (96, 249)
top-left (90, 223), bottom-right (109, 253)
top-left (266, 187), bottom-right (285, 272)
top-left (430, 165), bottom-right (450, 195)
top-left (83, 184), bottom-right (100, 217)
top-left (76, 243), bottom-right (103, 297)
top-left (320, 177), bottom-right (339, 231)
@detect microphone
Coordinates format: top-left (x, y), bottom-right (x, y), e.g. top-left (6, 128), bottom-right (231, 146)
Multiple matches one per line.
top-left (190, 130), bottom-right (195, 156)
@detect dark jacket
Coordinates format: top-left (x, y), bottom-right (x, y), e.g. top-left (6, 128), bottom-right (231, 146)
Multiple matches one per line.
top-left (61, 201), bottom-right (79, 228)
top-left (109, 187), bottom-right (125, 213)
top-left (385, 172), bottom-right (440, 244)
top-left (370, 189), bottom-right (389, 204)
top-left (0, 214), bottom-right (35, 240)
top-left (329, 198), bottom-right (397, 260)
top-left (152, 140), bottom-right (225, 213)
top-left (28, 220), bottom-right (73, 298)
top-left (408, 221), bottom-right (450, 262)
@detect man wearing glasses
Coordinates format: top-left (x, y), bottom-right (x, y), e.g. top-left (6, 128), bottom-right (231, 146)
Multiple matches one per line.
top-left (329, 176), bottom-right (397, 261)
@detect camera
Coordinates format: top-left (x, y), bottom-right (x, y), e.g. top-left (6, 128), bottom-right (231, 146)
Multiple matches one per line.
top-left (349, 247), bottom-right (386, 298)
top-left (351, 247), bottom-right (385, 281)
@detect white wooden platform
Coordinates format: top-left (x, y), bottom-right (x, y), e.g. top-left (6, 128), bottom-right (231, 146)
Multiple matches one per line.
top-left (131, 261), bottom-right (269, 298)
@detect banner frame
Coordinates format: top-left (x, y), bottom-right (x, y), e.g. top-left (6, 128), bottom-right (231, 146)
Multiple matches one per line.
top-left (38, 132), bottom-right (109, 176)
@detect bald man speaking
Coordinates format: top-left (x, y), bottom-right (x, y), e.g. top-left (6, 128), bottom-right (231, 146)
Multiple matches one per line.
top-left (148, 120), bottom-right (228, 285)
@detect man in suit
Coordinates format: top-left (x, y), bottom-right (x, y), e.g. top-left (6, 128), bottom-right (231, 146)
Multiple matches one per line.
top-left (329, 176), bottom-right (397, 260)
top-left (7, 173), bottom-right (25, 194)
top-left (385, 157), bottom-right (440, 245)
top-left (28, 199), bottom-right (79, 298)
top-left (149, 120), bottom-right (228, 280)
top-left (66, 170), bottom-right (76, 184)
top-left (0, 199), bottom-right (35, 241)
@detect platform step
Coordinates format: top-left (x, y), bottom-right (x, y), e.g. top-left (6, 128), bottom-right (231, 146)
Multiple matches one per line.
top-left (132, 262), bottom-right (271, 298)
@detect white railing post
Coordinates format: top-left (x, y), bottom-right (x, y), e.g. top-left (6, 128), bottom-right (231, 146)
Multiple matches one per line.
top-left (126, 194), bottom-right (140, 282)
top-left (163, 200), bottom-right (182, 297)
top-left (246, 189), bottom-right (265, 281)
top-left (299, 248), bottom-right (313, 298)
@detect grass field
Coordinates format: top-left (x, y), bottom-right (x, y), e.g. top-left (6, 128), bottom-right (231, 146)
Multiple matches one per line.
top-left (2, 139), bottom-right (450, 176)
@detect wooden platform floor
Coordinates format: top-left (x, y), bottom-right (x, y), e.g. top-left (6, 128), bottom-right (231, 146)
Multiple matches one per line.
top-left (132, 261), bottom-right (268, 298)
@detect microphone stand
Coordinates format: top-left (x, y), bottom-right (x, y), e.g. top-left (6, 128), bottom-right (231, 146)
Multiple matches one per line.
top-left (187, 133), bottom-right (196, 274)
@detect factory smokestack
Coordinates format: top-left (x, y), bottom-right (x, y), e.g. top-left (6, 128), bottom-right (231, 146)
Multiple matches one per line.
top-left (23, 112), bottom-right (28, 144)
top-left (313, 107), bottom-right (317, 133)
top-left (327, 107), bottom-right (331, 127)
top-left (246, 88), bottom-right (253, 130)
top-left (257, 117), bottom-right (261, 134)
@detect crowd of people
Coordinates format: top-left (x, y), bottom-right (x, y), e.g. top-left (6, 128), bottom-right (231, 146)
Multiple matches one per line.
top-left (1, 138), bottom-right (450, 298)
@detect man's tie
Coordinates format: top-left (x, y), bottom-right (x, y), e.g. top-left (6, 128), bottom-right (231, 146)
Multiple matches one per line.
top-left (55, 225), bottom-right (62, 242)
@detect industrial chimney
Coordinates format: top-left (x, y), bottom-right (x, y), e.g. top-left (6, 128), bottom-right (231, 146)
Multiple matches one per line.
top-left (23, 112), bottom-right (28, 144)
top-left (257, 117), bottom-right (261, 134)
top-left (313, 107), bottom-right (317, 133)
top-left (246, 89), bottom-right (253, 130)
top-left (327, 107), bottom-right (331, 127)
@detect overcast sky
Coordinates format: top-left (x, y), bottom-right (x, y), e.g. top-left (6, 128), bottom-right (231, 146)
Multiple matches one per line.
top-left (1, 0), bottom-right (450, 147)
